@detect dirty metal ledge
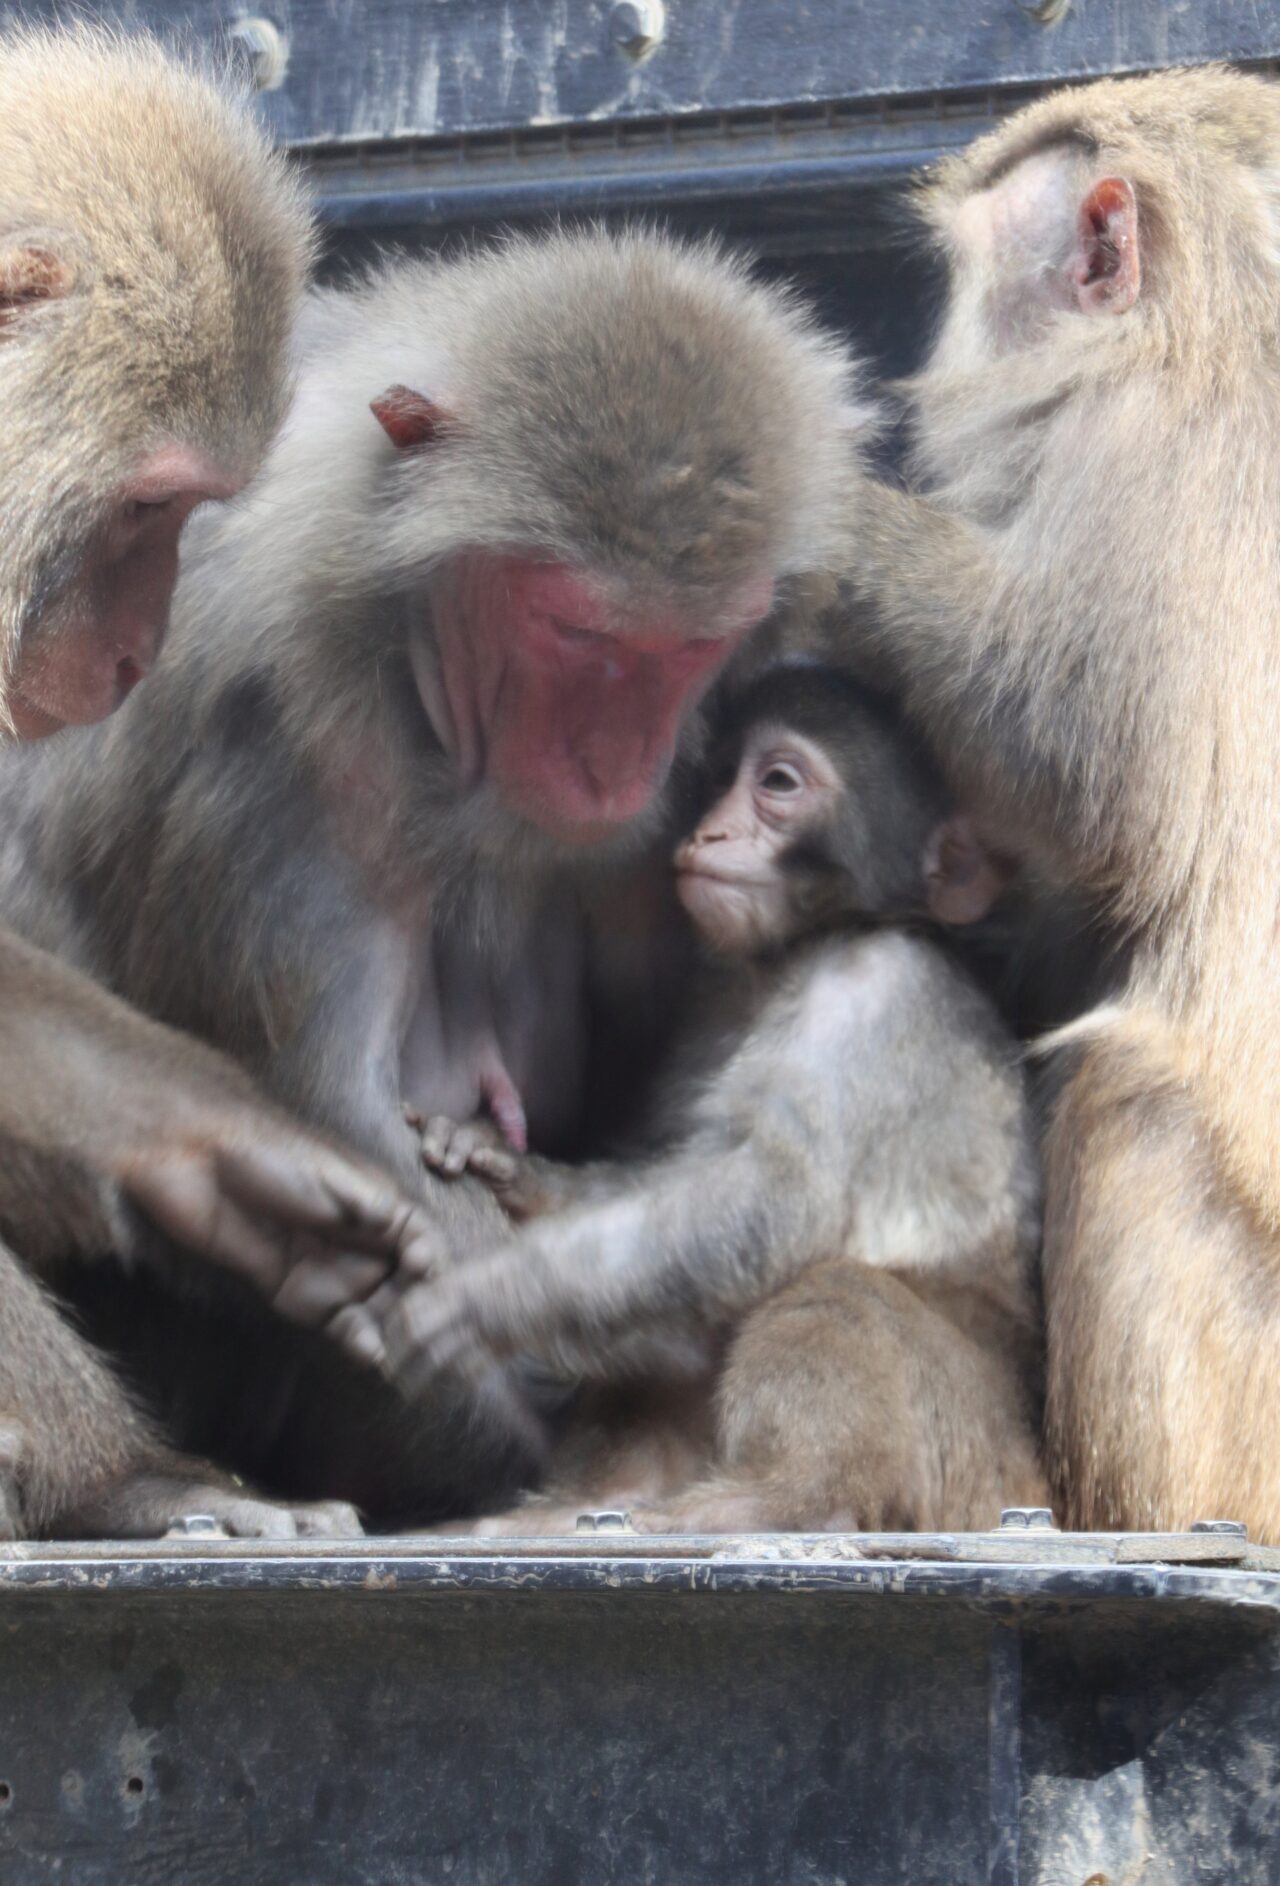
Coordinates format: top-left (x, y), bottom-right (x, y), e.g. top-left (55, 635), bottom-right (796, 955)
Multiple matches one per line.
top-left (2, 1528), bottom-right (1278, 1608)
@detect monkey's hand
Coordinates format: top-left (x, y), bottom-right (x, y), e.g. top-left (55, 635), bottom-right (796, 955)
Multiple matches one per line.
top-left (415, 1112), bottom-right (511, 1178)
top-left (120, 1124), bottom-right (448, 1368)
top-left (417, 1118), bottom-right (577, 1223)
top-left (375, 1232), bottom-right (603, 1391)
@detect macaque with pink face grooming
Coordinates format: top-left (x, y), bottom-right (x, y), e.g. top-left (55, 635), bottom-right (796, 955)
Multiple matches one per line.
top-left (0, 233), bottom-right (862, 1523)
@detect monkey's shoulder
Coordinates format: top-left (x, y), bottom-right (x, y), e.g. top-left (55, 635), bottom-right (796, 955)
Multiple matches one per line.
top-left (770, 926), bottom-right (1012, 1055)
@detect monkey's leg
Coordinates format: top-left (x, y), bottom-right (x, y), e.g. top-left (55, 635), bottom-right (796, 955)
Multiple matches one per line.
top-left (440, 1376), bottom-right (720, 1538)
top-left (0, 1237), bottom-right (362, 1539)
top-left (637, 1262), bottom-right (1046, 1535)
top-left (1043, 1040), bottom-right (1280, 1538)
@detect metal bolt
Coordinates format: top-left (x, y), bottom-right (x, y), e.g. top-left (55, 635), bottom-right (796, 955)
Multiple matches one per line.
top-left (229, 17), bottom-right (289, 92)
top-left (1017, 0), bottom-right (1071, 20)
top-left (575, 1509), bottom-right (634, 1533)
top-left (610, 1), bottom-right (665, 57)
top-left (1191, 1519), bottom-right (1248, 1538)
top-left (165, 1513), bottom-right (227, 1539)
top-left (1000, 1507), bottom-right (1056, 1530)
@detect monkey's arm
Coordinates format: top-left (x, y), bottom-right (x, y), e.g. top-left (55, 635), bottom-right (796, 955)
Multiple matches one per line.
top-left (420, 1119), bottom-right (633, 1221)
top-left (848, 479), bottom-right (997, 661)
top-left (847, 478), bottom-right (1102, 851)
top-left (0, 930), bottom-right (443, 1356)
top-left (380, 1105), bottom-right (835, 1388)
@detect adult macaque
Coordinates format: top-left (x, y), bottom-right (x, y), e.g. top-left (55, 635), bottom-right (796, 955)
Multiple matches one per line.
top-left (395, 663), bottom-right (1045, 1534)
top-left (0, 232), bottom-right (861, 1522)
top-left (839, 68), bottom-right (1280, 1537)
top-left (0, 28), bottom-right (453, 1540)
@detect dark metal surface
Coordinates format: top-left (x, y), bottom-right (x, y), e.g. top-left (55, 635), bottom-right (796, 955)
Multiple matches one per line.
top-left (0, 1533), bottom-right (1278, 1884)
top-left (6, 1), bottom-right (1280, 240)
top-left (4, 0), bottom-right (1274, 147)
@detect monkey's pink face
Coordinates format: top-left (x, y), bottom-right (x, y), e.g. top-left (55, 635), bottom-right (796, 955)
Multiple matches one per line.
top-left (8, 446), bottom-right (241, 740)
top-left (420, 552), bottom-right (772, 842)
top-left (675, 724), bottom-right (839, 954)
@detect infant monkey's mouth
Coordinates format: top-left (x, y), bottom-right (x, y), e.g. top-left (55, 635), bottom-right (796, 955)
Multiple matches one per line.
top-left (675, 862), bottom-right (769, 887)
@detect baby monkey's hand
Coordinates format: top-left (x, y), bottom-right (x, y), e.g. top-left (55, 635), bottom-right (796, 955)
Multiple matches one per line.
top-left (415, 1111), bottom-right (575, 1223)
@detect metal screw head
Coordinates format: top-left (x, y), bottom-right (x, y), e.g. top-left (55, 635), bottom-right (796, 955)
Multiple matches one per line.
top-left (575, 1509), bottom-right (634, 1533)
top-left (229, 16), bottom-right (289, 92)
top-left (610, 1), bottom-right (665, 56)
top-left (1191, 1519), bottom-right (1249, 1538)
top-left (165, 1513), bottom-right (227, 1539)
top-left (1017, 0), bottom-right (1071, 20)
top-left (1000, 1507), bottom-right (1056, 1530)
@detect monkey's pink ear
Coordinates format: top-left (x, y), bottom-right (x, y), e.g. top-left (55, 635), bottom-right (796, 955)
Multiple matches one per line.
top-left (0, 242), bottom-right (78, 335)
top-left (923, 816), bottom-right (1012, 926)
top-left (1072, 177), bottom-right (1140, 315)
top-left (370, 385), bottom-right (455, 450)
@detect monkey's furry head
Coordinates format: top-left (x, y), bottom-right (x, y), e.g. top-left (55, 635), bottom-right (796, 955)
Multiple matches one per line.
top-left (0, 24), bottom-right (314, 688)
top-left (920, 66), bottom-right (1280, 379)
top-left (257, 227), bottom-right (867, 624)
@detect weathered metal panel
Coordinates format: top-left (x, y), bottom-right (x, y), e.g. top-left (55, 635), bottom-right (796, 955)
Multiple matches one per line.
top-left (4, 0), bottom-right (1277, 149)
top-left (0, 1536), bottom-right (1278, 1885)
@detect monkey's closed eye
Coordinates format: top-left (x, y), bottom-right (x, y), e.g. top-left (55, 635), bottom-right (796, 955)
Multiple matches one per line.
top-left (122, 498), bottom-right (174, 524)
top-left (551, 617), bottom-right (607, 648)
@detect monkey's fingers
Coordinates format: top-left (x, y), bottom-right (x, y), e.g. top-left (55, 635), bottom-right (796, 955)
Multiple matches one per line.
top-left (270, 1249), bottom-right (394, 1328)
top-left (465, 1145), bottom-right (522, 1187)
top-left (420, 1115), bottom-right (510, 1177)
top-left (420, 1115), bottom-right (472, 1176)
top-left (123, 1151), bottom-right (295, 1293)
top-left (215, 1140), bottom-right (433, 1259)
top-left (379, 1244), bottom-right (563, 1393)
top-left (126, 1143), bottom-right (448, 1311)
top-left (380, 1274), bottom-right (503, 1393)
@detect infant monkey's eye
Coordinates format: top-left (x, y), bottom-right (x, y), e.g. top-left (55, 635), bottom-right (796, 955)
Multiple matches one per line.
top-left (759, 760), bottom-right (804, 795)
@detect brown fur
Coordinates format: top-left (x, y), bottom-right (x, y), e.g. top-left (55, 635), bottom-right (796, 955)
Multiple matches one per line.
top-left (0, 27), bottom-right (453, 1540)
top-left (846, 67), bottom-right (1280, 1534)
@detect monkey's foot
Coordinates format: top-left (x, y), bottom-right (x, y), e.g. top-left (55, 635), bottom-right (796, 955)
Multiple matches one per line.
top-left (53, 1473), bottom-right (364, 1542)
top-left (446, 1478), bottom-right (896, 1539)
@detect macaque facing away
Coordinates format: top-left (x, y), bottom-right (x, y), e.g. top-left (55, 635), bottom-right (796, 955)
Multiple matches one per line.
top-left (841, 68), bottom-right (1280, 1537)
top-left (397, 663), bottom-right (1047, 1534)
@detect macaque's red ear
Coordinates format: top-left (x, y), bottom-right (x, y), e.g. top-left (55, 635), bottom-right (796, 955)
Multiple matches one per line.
top-left (1072, 177), bottom-right (1140, 315)
top-left (923, 815), bottom-right (1012, 926)
top-left (0, 242), bottom-right (78, 335)
top-left (370, 385), bottom-right (455, 450)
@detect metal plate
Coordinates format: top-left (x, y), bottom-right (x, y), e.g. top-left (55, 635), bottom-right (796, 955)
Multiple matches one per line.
top-left (1, 1534), bottom-right (1279, 1884)
top-left (3, 1), bottom-right (1274, 148)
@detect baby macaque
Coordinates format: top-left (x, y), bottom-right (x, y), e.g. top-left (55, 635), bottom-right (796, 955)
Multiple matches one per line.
top-left (392, 662), bottom-right (1047, 1533)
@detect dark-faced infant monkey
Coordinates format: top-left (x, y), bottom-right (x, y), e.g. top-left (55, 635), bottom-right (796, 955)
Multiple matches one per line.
top-left (395, 662), bottom-right (1047, 1534)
